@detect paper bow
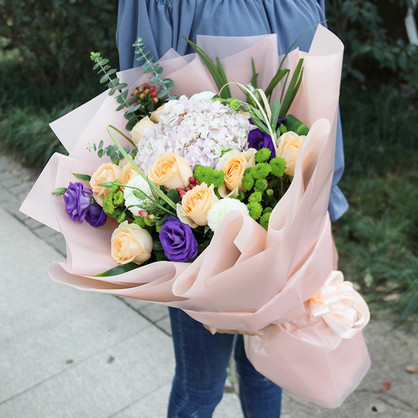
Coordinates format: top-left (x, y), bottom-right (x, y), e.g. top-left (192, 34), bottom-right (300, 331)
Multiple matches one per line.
top-left (309, 271), bottom-right (370, 339)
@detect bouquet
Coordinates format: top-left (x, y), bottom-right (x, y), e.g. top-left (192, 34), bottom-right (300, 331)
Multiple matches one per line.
top-left (21, 25), bottom-right (370, 408)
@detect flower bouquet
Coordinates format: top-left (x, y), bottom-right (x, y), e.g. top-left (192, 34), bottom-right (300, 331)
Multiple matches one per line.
top-left (21, 25), bottom-right (370, 408)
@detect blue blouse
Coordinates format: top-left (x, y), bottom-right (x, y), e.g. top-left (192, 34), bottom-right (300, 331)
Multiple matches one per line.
top-left (116, 0), bottom-right (348, 220)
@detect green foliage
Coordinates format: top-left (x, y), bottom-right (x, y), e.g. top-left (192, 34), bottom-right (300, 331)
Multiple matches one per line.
top-left (0, 0), bottom-right (118, 87)
top-left (326, 0), bottom-right (418, 88)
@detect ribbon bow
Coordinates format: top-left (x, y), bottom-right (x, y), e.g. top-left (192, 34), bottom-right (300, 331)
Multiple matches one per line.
top-left (309, 271), bottom-right (370, 339)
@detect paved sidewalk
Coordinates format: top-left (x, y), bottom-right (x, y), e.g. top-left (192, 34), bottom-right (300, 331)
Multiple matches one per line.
top-left (0, 152), bottom-right (417, 417)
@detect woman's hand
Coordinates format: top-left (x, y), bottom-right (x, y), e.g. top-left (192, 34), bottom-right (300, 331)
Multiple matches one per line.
top-left (203, 324), bottom-right (260, 336)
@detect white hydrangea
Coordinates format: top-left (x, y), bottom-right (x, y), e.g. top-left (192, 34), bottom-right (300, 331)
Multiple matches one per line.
top-left (123, 175), bottom-right (152, 217)
top-left (134, 95), bottom-right (251, 172)
top-left (207, 198), bottom-right (249, 232)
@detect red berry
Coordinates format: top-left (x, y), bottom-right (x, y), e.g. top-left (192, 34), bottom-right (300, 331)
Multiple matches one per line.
top-left (151, 92), bottom-right (157, 98)
top-left (152, 97), bottom-right (159, 104)
top-left (140, 93), bottom-right (145, 99)
top-left (189, 177), bottom-right (196, 184)
top-left (142, 83), bottom-right (148, 88)
top-left (149, 86), bottom-right (156, 92)
top-left (134, 89), bottom-right (140, 95)
top-left (139, 210), bottom-right (148, 217)
top-left (145, 88), bottom-right (150, 94)
top-left (195, 179), bottom-right (200, 185)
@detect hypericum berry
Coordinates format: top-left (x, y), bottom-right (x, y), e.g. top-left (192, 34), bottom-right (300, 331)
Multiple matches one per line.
top-left (140, 93), bottom-right (146, 99)
top-left (149, 86), bottom-right (156, 92)
top-left (189, 177), bottom-right (196, 184)
top-left (152, 97), bottom-right (159, 104)
top-left (139, 210), bottom-right (148, 217)
top-left (147, 214), bottom-right (155, 221)
top-left (134, 89), bottom-right (140, 95)
top-left (145, 88), bottom-right (150, 94)
top-left (151, 92), bottom-right (157, 98)
top-left (195, 179), bottom-right (200, 185)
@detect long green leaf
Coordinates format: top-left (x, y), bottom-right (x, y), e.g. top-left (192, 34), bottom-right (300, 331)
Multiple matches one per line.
top-left (183, 37), bottom-right (224, 91)
top-left (216, 58), bottom-right (231, 99)
top-left (280, 58), bottom-right (304, 116)
top-left (265, 68), bottom-right (289, 98)
top-left (251, 58), bottom-right (259, 89)
top-left (95, 262), bottom-right (139, 277)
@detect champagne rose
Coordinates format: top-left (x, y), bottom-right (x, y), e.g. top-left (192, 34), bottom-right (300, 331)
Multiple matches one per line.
top-left (276, 131), bottom-right (305, 177)
top-left (90, 163), bottom-right (122, 206)
top-left (111, 221), bottom-right (153, 265)
top-left (148, 153), bottom-right (193, 190)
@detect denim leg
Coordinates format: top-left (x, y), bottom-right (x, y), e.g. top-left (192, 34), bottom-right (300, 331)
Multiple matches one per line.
top-left (167, 307), bottom-right (234, 418)
top-left (234, 335), bottom-right (282, 418)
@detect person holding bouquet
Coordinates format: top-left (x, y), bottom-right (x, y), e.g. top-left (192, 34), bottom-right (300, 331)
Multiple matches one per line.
top-left (116, 1), bottom-right (348, 417)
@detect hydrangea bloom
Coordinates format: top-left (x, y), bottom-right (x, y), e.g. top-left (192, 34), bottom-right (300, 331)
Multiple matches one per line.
top-left (134, 95), bottom-right (251, 172)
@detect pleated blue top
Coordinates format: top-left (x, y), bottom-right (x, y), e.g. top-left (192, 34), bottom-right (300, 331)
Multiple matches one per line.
top-left (116, 0), bottom-right (348, 220)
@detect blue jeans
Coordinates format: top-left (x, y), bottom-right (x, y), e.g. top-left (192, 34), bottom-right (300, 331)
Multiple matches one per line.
top-left (167, 307), bottom-right (282, 417)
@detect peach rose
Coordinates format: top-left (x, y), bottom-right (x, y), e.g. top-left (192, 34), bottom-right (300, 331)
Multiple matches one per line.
top-left (90, 163), bottom-right (122, 206)
top-left (148, 153), bottom-right (193, 190)
top-left (111, 221), bottom-right (153, 265)
top-left (119, 161), bottom-right (139, 186)
top-left (276, 131), bottom-right (305, 177)
top-left (130, 116), bottom-right (155, 145)
top-left (178, 183), bottom-right (219, 227)
top-left (150, 104), bottom-right (166, 123)
top-left (216, 149), bottom-right (256, 197)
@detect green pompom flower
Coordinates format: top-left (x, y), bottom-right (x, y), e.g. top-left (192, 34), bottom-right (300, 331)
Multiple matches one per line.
top-left (242, 174), bottom-right (255, 191)
top-left (211, 170), bottom-right (225, 188)
top-left (249, 191), bottom-right (262, 203)
top-left (255, 148), bottom-right (272, 163)
top-left (263, 207), bottom-right (273, 214)
top-left (113, 190), bottom-right (124, 205)
top-left (247, 202), bottom-right (263, 220)
top-left (237, 190), bottom-right (246, 201)
top-left (194, 165), bottom-right (213, 185)
top-left (103, 194), bottom-right (115, 215)
top-left (252, 163), bottom-right (271, 180)
top-left (260, 212), bottom-right (271, 229)
top-left (270, 157), bottom-right (286, 177)
top-left (254, 179), bottom-right (268, 192)
top-left (244, 167), bottom-right (253, 177)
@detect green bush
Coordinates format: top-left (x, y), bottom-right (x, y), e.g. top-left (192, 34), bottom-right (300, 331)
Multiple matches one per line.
top-left (0, 0), bottom-right (118, 87)
top-left (326, 0), bottom-right (418, 87)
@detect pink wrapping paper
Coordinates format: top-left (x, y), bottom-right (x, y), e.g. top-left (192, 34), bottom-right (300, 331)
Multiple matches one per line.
top-left (20, 26), bottom-right (370, 407)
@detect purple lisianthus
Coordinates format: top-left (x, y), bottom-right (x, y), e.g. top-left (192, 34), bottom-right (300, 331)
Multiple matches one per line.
top-left (63, 182), bottom-right (92, 222)
top-left (159, 216), bottom-right (198, 262)
top-left (247, 117), bottom-right (286, 160)
top-left (85, 202), bottom-right (107, 227)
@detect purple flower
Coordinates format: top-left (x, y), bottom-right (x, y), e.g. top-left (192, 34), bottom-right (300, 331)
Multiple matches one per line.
top-left (63, 182), bottom-right (92, 222)
top-left (159, 216), bottom-right (198, 262)
top-left (247, 117), bottom-right (286, 160)
top-left (85, 202), bottom-right (107, 227)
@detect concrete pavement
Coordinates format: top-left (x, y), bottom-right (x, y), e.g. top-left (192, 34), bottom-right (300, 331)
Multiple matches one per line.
top-left (0, 152), bottom-right (417, 417)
